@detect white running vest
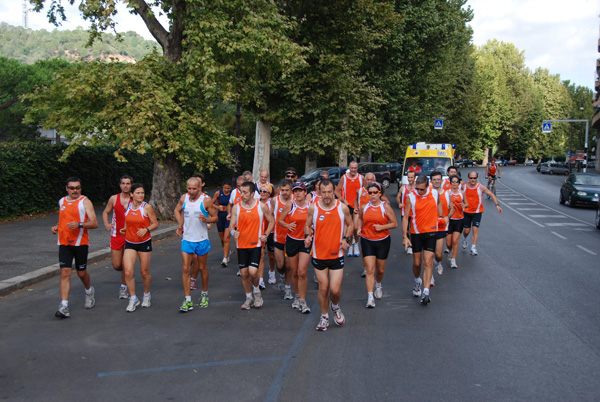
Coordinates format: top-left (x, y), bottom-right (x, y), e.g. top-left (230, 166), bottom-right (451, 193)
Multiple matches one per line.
top-left (182, 194), bottom-right (209, 242)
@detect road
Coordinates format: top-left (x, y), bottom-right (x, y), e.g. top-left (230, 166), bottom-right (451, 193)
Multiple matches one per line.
top-left (1, 166), bottom-right (599, 401)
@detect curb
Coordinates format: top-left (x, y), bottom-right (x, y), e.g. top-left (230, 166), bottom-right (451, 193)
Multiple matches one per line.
top-left (0, 226), bottom-right (177, 297)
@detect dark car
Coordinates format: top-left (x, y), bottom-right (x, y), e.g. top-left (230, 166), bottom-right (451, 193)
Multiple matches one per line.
top-left (385, 162), bottom-right (403, 183)
top-left (297, 166), bottom-right (348, 192)
top-left (357, 162), bottom-right (392, 188)
top-left (596, 202), bottom-right (600, 229)
top-left (456, 158), bottom-right (475, 168)
top-left (559, 173), bottom-right (600, 208)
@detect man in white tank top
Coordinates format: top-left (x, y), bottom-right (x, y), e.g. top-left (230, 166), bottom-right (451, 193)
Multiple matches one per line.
top-left (174, 176), bottom-right (218, 312)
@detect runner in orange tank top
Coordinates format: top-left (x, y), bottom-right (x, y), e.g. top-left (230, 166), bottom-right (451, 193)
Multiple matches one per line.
top-left (335, 161), bottom-right (364, 257)
top-left (357, 182), bottom-right (397, 308)
top-left (230, 182), bottom-right (274, 310)
top-left (430, 171), bottom-right (455, 283)
top-left (257, 183), bottom-right (276, 288)
top-left (396, 170), bottom-right (416, 255)
top-left (270, 179), bottom-right (294, 298)
top-left (278, 182), bottom-right (312, 313)
top-left (402, 175), bottom-right (443, 306)
top-left (305, 179), bottom-right (353, 331)
top-left (461, 172), bottom-right (502, 256)
top-left (447, 174), bottom-right (468, 269)
top-left (51, 177), bottom-right (98, 318)
top-left (119, 183), bottom-right (159, 313)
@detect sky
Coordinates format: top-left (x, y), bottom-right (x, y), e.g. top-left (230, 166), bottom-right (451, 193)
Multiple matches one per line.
top-left (1, 0), bottom-right (599, 89)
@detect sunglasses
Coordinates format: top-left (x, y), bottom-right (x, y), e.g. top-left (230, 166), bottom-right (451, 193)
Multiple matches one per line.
top-left (368, 191), bottom-right (380, 195)
top-left (415, 187), bottom-right (427, 192)
top-left (451, 180), bottom-right (459, 183)
top-left (67, 186), bottom-right (81, 190)
top-left (468, 177), bottom-right (477, 179)
top-left (259, 189), bottom-right (270, 194)
top-left (285, 174), bottom-right (296, 178)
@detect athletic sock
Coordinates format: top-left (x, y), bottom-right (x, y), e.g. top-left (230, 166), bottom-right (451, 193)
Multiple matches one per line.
top-left (61, 300), bottom-right (68, 307)
top-left (245, 292), bottom-right (252, 299)
top-left (144, 292), bottom-right (150, 297)
top-left (331, 303), bottom-right (339, 310)
top-left (375, 282), bottom-right (382, 288)
top-left (368, 292), bottom-right (373, 299)
top-left (85, 287), bottom-right (93, 295)
top-left (120, 284), bottom-right (127, 290)
top-left (253, 286), bottom-right (260, 293)
top-left (185, 296), bottom-right (191, 302)
top-left (423, 288), bottom-right (430, 296)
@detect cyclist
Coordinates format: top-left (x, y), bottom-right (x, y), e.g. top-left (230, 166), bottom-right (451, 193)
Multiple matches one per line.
top-left (485, 158), bottom-right (501, 192)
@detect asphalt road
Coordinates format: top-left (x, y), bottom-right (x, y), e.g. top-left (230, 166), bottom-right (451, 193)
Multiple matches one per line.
top-left (1, 166), bottom-right (599, 401)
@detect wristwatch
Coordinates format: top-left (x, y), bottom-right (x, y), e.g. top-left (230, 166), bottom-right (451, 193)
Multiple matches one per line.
top-left (344, 236), bottom-right (352, 243)
top-left (78, 222), bottom-right (83, 229)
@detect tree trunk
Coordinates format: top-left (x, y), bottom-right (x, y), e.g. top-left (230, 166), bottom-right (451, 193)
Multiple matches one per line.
top-left (339, 148), bottom-right (348, 167)
top-left (149, 154), bottom-right (181, 219)
top-left (252, 120), bottom-right (271, 182)
top-left (305, 152), bottom-right (317, 174)
top-left (482, 147), bottom-right (489, 166)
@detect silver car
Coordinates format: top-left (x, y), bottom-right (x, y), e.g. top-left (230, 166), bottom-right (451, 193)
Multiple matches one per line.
top-left (541, 162), bottom-right (569, 175)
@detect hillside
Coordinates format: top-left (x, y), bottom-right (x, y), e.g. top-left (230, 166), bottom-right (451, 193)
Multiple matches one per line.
top-left (0, 22), bottom-right (158, 64)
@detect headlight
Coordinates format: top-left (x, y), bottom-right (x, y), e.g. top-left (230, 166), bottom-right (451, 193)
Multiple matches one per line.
top-left (577, 191), bottom-right (587, 196)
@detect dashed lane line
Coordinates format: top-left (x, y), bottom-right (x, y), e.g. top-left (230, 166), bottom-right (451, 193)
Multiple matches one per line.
top-left (577, 245), bottom-right (597, 256)
top-left (551, 231), bottom-right (567, 240)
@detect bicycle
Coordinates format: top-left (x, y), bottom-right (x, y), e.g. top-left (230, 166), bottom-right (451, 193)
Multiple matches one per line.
top-left (486, 175), bottom-right (498, 199)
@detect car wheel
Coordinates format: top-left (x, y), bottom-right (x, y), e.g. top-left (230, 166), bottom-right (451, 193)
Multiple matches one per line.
top-left (559, 191), bottom-right (565, 205)
top-left (564, 171), bottom-right (569, 176)
top-left (568, 194), bottom-right (576, 208)
top-left (382, 178), bottom-right (390, 188)
top-left (596, 207), bottom-right (600, 229)
top-left (549, 170), bottom-right (553, 175)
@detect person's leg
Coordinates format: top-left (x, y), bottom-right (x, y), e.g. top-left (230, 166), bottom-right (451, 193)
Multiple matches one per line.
top-left (197, 253), bottom-right (209, 292)
top-left (422, 250), bottom-right (434, 293)
top-left (76, 269), bottom-right (91, 290)
top-left (138, 252), bottom-right (152, 294)
top-left (434, 237), bottom-right (444, 263)
top-left (111, 248), bottom-right (124, 271)
top-left (289, 254), bottom-right (300, 295)
top-left (364, 255), bottom-right (376, 293)
top-left (218, 231), bottom-right (225, 248)
top-left (412, 251), bottom-right (422, 279)
top-left (191, 254), bottom-right (199, 280)
top-left (472, 226), bottom-right (479, 246)
top-left (328, 269), bottom-right (344, 306)
top-left (123, 249), bottom-right (138, 297)
top-left (375, 258), bottom-right (386, 284)
top-left (451, 232), bottom-right (461, 260)
top-left (297, 252), bottom-right (310, 299)
top-left (181, 251), bottom-right (193, 296)
top-left (315, 268), bottom-right (329, 315)
top-left (59, 268), bottom-right (71, 301)
top-left (240, 267), bottom-right (252, 294)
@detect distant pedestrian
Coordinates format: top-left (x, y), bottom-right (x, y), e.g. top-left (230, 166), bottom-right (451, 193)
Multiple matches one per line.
top-left (51, 177), bottom-right (98, 318)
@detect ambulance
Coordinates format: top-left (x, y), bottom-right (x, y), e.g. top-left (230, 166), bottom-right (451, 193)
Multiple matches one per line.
top-left (399, 142), bottom-right (455, 187)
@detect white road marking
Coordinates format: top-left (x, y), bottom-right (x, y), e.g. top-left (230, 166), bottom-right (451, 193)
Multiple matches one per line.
top-left (517, 208), bottom-right (550, 211)
top-left (545, 223), bottom-right (588, 227)
top-left (529, 215), bottom-right (567, 218)
top-left (577, 245), bottom-right (597, 255)
top-left (508, 202), bottom-right (537, 205)
top-left (497, 200), bottom-right (545, 227)
top-left (551, 231), bottom-right (567, 239)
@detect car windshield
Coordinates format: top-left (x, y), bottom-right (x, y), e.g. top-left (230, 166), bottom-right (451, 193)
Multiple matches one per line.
top-left (404, 157), bottom-right (451, 176)
top-left (574, 175), bottom-right (600, 186)
top-left (301, 169), bottom-right (323, 180)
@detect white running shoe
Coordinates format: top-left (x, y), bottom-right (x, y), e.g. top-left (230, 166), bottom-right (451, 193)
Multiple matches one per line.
top-left (268, 272), bottom-right (276, 285)
top-left (253, 290), bottom-right (263, 308)
top-left (412, 279), bottom-right (422, 297)
top-left (353, 243), bottom-right (360, 257)
top-left (444, 247), bottom-right (450, 254)
top-left (430, 275), bottom-right (435, 287)
top-left (361, 268), bottom-right (366, 278)
top-left (284, 288), bottom-right (294, 300)
top-left (118, 286), bottom-right (129, 299)
top-left (291, 296), bottom-right (300, 309)
top-left (451, 259), bottom-right (458, 269)
top-left (241, 298), bottom-right (254, 310)
top-left (406, 247), bottom-right (413, 255)
top-left (436, 261), bottom-right (443, 275)
top-left (470, 246), bottom-right (478, 256)
top-left (236, 270), bottom-right (241, 276)
top-left (141, 294), bottom-right (151, 308)
top-left (299, 300), bottom-right (311, 314)
top-left (221, 257), bottom-right (228, 267)
top-left (366, 297), bottom-right (376, 308)
top-left (316, 316), bottom-right (329, 331)
top-left (331, 304), bottom-right (345, 326)
top-left (259, 278), bottom-right (266, 290)
top-left (126, 297), bottom-right (140, 312)
top-left (374, 286), bottom-right (383, 300)
top-left (84, 286), bottom-right (95, 309)
top-left (462, 238), bottom-right (468, 249)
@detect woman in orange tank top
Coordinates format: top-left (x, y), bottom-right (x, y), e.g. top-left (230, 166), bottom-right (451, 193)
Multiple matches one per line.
top-left (357, 182), bottom-right (397, 308)
top-left (119, 183), bottom-right (158, 313)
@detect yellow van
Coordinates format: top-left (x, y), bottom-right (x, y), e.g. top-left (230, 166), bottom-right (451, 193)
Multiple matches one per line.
top-left (400, 142), bottom-right (455, 186)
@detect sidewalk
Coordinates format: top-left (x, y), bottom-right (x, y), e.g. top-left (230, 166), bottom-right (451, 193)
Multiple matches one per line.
top-left (0, 206), bottom-right (177, 296)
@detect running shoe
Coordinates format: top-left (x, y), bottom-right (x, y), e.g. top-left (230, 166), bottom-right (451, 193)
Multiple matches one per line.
top-left (420, 293), bottom-right (431, 305)
top-left (221, 257), bottom-right (228, 267)
top-left (436, 261), bottom-right (443, 275)
top-left (278, 274), bottom-right (286, 291)
top-left (84, 286), bottom-right (95, 309)
top-left (236, 270), bottom-right (241, 277)
top-left (126, 297), bottom-right (140, 312)
top-left (346, 246), bottom-right (353, 257)
top-left (259, 278), bottom-right (266, 290)
top-left (268, 272), bottom-right (276, 285)
top-left (462, 238), bottom-right (468, 249)
top-left (470, 246), bottom-right (478, 256)
top-left (316, 315), bottom-right (329, 331)
top-left (412, 279), bottom-right (422, 297)
top-left (190, 278), bottom-right (197, 290)
top-left (361, 268), bottom-right (366, 278)
top-left (313, 274), bottom-right (318, 284)
top-left (331, 304), bottom-right (345, 326)
top-left (199, 293), bottom-right (209, 308)
top-left (353, 243), bottom-right (360, 257)
top-left (448, 252), bottom-right (453, 261)
top-left (299, 300), bottom-right (311, 314)
top-left (141, 294), bottom-right (151, 308)
top-left (241, 298), bottom-right (254, 310)
top-left (444, 247), bottom-right (450, 254)
top-left (284, 288), bottom-right (294, 300)
top-left (374, 286), bottom-right (383, 300)
top-left (291, 295), bottom-right (300, 309)
top-left (366, 297), bottom-right (376, 308)
top-left (253, 290), bottom-right (263, 308)
top-left (430, 275), bottom-right (435, 287)
top-left (406, 247), bottom-right (413, 255)
top-left (450, 259), bottom-right (458, 269)
top-left (118, 286), bottom-right (129, 299)
top-left (55, 304), bottom-right (70, 318)
top-left (179, 299), bottom-right (194, 312)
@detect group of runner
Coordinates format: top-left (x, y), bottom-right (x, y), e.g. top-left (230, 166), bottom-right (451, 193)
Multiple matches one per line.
top-left (52, 162), bottom-right (501, 331)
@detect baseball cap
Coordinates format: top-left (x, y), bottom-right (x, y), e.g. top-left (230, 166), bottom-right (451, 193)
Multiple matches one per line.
top-left (292, 182), bottom-right (306, 191)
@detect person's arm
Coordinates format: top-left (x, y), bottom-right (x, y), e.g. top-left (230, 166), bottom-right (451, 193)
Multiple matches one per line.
top-left (334, 178), bottom-right (345, 205)
top-left (375, 203), bottom-right (398, 231)
top-left (402, 197), bottom-right (412, 249)
top-left (174, 196), bottom-right (185, 237)
top-left (201, 197), bottom-right (219, 224)
top-left (80, 198), bottom-right (98, 230)
top-left (480, 185), bottom-right (502, 213)
top-left (102, 195), bottom-right (116, 231)
top-left (212, 191), bottom-right (223, 212)
top-left (304, 204), bottom-right (315, 248)
top-left (461, 191), bottom-right (469, 210)
top-left (277, 203), bottom-right (293, 230)
top-left (354, 188), bottom-right (361, 211)
top-left (396, 185), bottom-right (404, 208)
top-left (340, 203), bottom-right (354, 251)
top-left (497, 165), bottom-right (501, 178)
top-left (230, 204), bottom-right (240, 240)
top-left (261, 202), bottom-right (275, 243)
top-left (138, 203), bottom-right (159, 238)
top-left (356, 206), bottom-right (364, 237)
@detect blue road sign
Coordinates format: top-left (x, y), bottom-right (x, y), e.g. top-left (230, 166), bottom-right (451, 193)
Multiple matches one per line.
top-left (434, 119), bottom-right (443, 130)
top-left (542, 123), bottom-right (552, 133)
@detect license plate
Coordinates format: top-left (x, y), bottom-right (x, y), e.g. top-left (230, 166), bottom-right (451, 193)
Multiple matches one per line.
top-left (592, 197), bottom-right (599, 202)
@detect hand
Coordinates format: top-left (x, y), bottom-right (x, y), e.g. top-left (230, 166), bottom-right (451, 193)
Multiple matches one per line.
top-left (226, 214), bottom-right (231, 221)
top-left (402, 237), bottom-right (412, 250)
top-left (288, 222), bottom-right (296, 232)
top-left (176, 227), bottom-right (183, 237)
top-left (51, 225), bottom-right (58, 234)
top-left (136, 228), bottom-right (148, 237)
top-left (233, 231), bottom-right (240, 239)
top-left (357, 228), bottom-right (362, 236)
top-left (341, 239), bottom-right (349, 251)
top-left (260, 234), bottom-right (267, 243)
top-left (66, 221), bottom-right (79, 230)
top-left (199, 214), bottom-right (207, 222)
top-left (104, 222), bottom-right (113, 231)
top-left (373, 225), bottom-right (383, 232)
top-left (304, 235), bottom-right (313, 248)
top-left (119, 227), bottom-right (126, 235)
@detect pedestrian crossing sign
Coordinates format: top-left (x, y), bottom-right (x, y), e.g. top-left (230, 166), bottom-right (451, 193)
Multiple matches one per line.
top-left (542, 123), bottom-right (552, 133)
top-left (434, 120), bottom-right (443, 130)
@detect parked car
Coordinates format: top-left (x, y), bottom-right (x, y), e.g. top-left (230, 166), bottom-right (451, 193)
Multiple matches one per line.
top-left (507, 160), bottom-right (518, 166)
top-left (357, 162), bottom-right (392, 188)
top-left (541, 162), bottom-right (569, 175)
top-left (455, 158), bottom-right (475, 168)
top-left (596, 202), bottom-right (600, 229)
top-left (559, 173), bottom-right (600, 208)
top-left (385, 162), bottom-right (403, 183)
top-left (524, 159), bottom-right (534, 166)
top-left (297, 166), bottom-right (348, 192)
